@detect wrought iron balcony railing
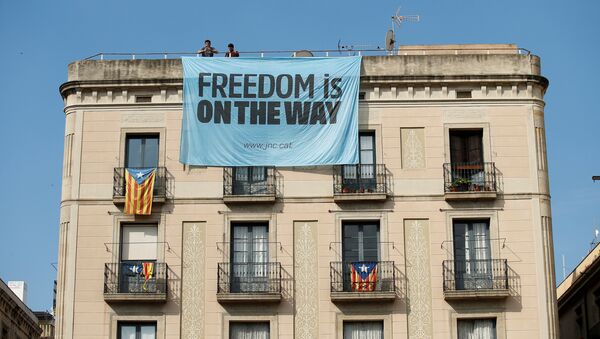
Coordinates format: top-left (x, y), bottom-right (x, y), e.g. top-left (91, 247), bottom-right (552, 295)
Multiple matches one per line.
top-left (443, 162), bottom-right (497, 193)
top-left (217, 262), bottom-right (282, 294)
top-left (330, 261), bottom-right (396, 293)
top-left (223, 167), bottom-right (276, 197)
top-left (104, 262), bottom-right (168, 295)
top-left (443, 259), bottom-right (508, 292)
top-left (113, 167), bottom-right (167, 198)
top-left (333, 164), bottom-right (388, 195)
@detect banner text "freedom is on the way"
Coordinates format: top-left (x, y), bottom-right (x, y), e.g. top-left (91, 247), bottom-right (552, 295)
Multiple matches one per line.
top-left (196, 73), bottom-right (344, 125)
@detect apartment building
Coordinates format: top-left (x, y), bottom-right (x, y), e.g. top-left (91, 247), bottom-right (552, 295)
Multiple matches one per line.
top-left (0, 279), bottom-right (42, 339)
top-left (56, 44), bottom-right (557, 339)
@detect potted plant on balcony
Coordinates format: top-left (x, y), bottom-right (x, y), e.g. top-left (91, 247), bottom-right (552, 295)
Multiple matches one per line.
top-left (342, 187), bottom-right (350, 193)
top-left (450, 177), bottom-right (471, 192)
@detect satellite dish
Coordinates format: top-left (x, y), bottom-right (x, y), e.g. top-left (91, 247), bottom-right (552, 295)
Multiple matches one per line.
top-left (294, 50), bottom-right (314, 57)
top-left (385, 29), bottom-right (395, 51)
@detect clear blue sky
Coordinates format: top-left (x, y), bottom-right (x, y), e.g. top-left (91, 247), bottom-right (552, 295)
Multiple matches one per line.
top-left (1, 0), bottom-right (599, 311)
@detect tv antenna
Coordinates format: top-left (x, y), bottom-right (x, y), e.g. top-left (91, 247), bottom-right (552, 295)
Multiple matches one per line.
top-left (385, 7), bottom-right (420, 53)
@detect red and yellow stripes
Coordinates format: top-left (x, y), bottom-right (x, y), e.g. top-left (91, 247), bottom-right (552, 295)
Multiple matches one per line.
top-left (125, 170), bottom-right (156, 215)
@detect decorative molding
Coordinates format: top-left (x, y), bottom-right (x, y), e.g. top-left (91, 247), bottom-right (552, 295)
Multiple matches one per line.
top-left (294, 221), bottom-right (319, 339)
top-left (121, 112), bottom-right (165, 125)
top-left (181, 222), bottom-right (205, 339)
top-left (401, 128), bottom-right (426, 169)
top-left (405, 219), bottom-right (433, 339)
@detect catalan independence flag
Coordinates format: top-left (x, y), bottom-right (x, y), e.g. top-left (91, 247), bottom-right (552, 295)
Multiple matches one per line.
top-left (350, 262), bottom-right (377, 292)
top-left (125, 168), bottom-right (156, 215)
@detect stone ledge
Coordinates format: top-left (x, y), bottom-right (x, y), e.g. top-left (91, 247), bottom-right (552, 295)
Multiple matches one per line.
top-left (103, 292), bottom-right (167, 303)
top-left (443, 289), bottom-right (510, 300)
top-left (223, 195), bottom-right (276, 203)
top-left (216, 293), bottom-right (282, 303)
top-left (333, 193), bottom-right (388, 202)
top-left (330, 291), bottom-right (396, 302)
top-left (444, 191), bottom-right (497, 201)
top-left (113, 196), bottom-right (166, 204)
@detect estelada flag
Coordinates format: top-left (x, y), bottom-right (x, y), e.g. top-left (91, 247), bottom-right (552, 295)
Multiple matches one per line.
top-left (125, 168), bottom-right (156, 215)
top-left (350, 262), bottom-right (378, 292)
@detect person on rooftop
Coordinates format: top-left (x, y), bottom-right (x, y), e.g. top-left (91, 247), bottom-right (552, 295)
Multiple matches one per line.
top-left (224, 43), bottom-right (240, 57)
top-left (197, 40), bottom-right (218, 57)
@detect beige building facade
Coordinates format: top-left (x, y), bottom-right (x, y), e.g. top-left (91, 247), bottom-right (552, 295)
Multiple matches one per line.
top-left (56, 44), bottom-right (557, 339)
top-left (0, 279), bottom-right (42, 339)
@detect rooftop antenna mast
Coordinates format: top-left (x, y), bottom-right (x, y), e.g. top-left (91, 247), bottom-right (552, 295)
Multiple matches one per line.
top-left (592, 220), bottom-right (599, 250)
top-left (386, 7), bottom-right (420, 54)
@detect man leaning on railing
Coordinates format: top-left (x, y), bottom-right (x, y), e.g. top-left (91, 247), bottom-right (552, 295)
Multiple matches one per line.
top-left (197, 39), bottom-right (218, 57)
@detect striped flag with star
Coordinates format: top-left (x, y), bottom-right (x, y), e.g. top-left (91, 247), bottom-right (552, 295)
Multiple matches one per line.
top-left (125, 168), bottom-right (156, 215)
top-left (350, 262), bottom-right (378, 292)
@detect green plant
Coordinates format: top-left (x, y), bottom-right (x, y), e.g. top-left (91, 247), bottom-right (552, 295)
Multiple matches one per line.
top-left (452, 177), bottom-right (471, 186)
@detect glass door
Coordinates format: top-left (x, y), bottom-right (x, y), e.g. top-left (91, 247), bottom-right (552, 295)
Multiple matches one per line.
top-left (231, 223), bottom-right (269, 292)
top-left (342, 221), bottom-right (379, 291)
top-left (233, 167), bottom-right (267, 195)
top-left (453, 220), bottom-right (492, 289)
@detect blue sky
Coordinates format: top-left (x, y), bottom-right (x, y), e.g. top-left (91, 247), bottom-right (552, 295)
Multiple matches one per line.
top-left (1, 0), bottom-right (599, 311)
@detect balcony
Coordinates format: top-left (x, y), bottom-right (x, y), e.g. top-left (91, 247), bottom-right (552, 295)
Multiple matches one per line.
top-left (112, 167), bottom-right (167, 204)
top-left (442, 259), bottom-right (510, 300)
top-left (333, 164), bottom-right (389, 201)
top-left (103, 262), bottom-right (168, 302)
top-left (217, 262), bottom-right (282, 303)
top-left (223, 167), bottom-right (276, 203)
top-left (330, 261), bottom-right (397, 302)
top-left (443, 162), bottom-right (497, 200)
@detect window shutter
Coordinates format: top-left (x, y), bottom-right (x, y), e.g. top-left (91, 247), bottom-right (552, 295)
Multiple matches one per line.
top-left (121, 225), bottom-right (158, 261)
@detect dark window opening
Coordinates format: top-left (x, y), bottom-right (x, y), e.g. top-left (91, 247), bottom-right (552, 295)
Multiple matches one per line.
top-left (135, 95), bottom-right (152, 103)
top-left (449, 129), bottom-right (483, 164)
top-left (456, 90), bottom-right (472, 99)
top-left (125, 134), bottom-right (159, 168)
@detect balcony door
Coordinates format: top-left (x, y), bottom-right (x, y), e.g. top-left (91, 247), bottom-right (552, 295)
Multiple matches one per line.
top-left (231, 223), bottom-right (269, 293)
top-left (120, 225), bottom-right (158, 293)
top-left (453, 220), bottom-right (492, 290)
top-left (449, 129), bottom-right (484, 187)
top-left (233, 167), bottom-right (267, 195)
top-left (342, 221), bottom-right (379, 291)
top-left (125, 134), bottom-right (159, 168)
top-left (118, 322), bottom-right (156, 339)
top-left (343, 132), bottom-right (376, 191)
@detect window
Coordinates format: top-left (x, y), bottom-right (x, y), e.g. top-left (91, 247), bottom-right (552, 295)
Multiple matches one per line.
top-left (457, 318), bottom-right (496, 339)
top-left (231, 223), bottom-right (269, 293)
top-left (233, 167), bottom-right (268, 195)
top-left (456, 90), bottom-right (472, 99)
top-left (343, 132), bottom-right (376, 190)
top-left (453, 220), bottom-right (492, 290)
top-left (125, 134), bottom-right (159, 168)
top-left (342, 221), bottom-right (380, 263)
top-left (120, 225), bottom-right (158, 293)
top-left (343, 321), bottom-right (383, 339)
top-left (135, 95), bottom-right (152, 103)
top-left (229, 322), bottom-right (269, 339)
top-left (118, 322), bottom-right (156, 339)
top-left (449, 129), bottom-right (483, 164)
top-left (342, 221), bottom-right (379, 291)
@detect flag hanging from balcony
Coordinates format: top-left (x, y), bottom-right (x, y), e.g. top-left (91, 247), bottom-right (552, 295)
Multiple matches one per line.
top-left (125, 168), bottom-right (156, 215)
top-left (350, 262), bottom-right (377, 292)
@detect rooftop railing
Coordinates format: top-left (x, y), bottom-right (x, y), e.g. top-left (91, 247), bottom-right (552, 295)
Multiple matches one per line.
top-left (82, 46), bottom-right (531, 61)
